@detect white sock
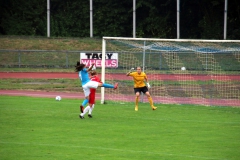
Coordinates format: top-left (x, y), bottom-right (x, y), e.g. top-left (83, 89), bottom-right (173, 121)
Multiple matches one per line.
top-left (88, 104), bottom-right (95, 115)
top-left (80, 106), bottom-right (90, 116)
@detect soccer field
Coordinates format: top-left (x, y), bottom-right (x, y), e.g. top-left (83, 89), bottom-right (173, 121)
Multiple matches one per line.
top-left (0, 96), bottom-right (239, 160)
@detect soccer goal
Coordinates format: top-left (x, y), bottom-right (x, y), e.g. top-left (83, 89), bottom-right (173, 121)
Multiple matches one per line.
top-left (100, 37), bottom-right (240, 107)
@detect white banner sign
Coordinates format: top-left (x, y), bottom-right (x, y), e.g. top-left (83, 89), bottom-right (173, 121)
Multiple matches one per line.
top-left (80, 52), bottom-right (118, 68)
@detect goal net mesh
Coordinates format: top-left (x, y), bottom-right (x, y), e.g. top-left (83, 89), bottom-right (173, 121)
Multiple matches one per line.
top-left (101, 37), bottom-right (240, 107)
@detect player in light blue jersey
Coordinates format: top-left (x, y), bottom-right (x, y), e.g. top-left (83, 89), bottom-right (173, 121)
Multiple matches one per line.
top-left (75, 61), bottom-right (118, 119)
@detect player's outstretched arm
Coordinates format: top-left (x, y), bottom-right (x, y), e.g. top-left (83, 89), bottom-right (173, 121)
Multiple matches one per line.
top-left (87, 63), bottom-right (95, 72)
top-left (126, 68), bottom-right (134, 76)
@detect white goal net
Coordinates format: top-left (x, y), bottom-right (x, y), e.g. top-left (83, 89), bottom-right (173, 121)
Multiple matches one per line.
top-left (100, 37), bottom-right (240, 107)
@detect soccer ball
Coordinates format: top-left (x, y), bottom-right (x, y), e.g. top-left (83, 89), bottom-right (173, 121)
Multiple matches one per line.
top-left (181, 67), bottom-right (186, 71)
top-left (55, 96), bottom-right (61, 101)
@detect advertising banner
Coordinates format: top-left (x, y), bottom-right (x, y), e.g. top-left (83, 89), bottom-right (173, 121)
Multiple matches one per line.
top-left (80, 52), bottom-right (118, 68)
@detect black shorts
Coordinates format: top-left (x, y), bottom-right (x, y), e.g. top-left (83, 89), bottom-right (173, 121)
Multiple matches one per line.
top-left (134, 86), bottom-right (148, 94)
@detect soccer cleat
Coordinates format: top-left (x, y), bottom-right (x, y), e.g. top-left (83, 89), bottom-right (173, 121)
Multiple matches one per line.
top-left (88, 114), bottom-right (92, 118)
top-left (152, 106), bottom-right (157, 110)
top-left (80, 105), bottom-right (84, 113)
top-left (114, 83), bottom-right (118, 90)
top-left (135, 106), bottom-right (138, 111)
top-left (79, 115), bottom-right (84, 119)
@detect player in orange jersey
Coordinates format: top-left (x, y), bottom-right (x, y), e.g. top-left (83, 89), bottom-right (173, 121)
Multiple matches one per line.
top-left (126, 66), bottom-right (157, 111)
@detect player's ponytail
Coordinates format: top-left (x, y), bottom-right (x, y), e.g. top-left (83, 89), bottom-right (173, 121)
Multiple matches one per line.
top-left (75, 62), bottom-right (85, 72)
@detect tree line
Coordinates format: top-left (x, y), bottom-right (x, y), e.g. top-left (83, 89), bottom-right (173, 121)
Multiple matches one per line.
top-left (0, 0), bottom-right (239, 39)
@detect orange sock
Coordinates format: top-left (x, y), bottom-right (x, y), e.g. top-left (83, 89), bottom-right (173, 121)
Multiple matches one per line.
top-left (148, 96), bottom-right (154, 107)
top-left (135, 96), bottom-right (139, 106)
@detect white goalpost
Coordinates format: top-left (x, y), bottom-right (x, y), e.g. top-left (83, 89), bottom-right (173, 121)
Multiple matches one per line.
top-left (101, 37), bottom-right (240, 107)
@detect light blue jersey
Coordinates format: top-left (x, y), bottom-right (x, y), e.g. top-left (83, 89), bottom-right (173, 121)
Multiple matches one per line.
top-left (79, 68), bottom-right (90, 86)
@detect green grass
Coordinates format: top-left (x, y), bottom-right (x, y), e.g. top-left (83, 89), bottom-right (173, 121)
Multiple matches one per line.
top-left (0, 95), bottom-right (240, 160)
top-left (0, 78), bottom-right (80, 92)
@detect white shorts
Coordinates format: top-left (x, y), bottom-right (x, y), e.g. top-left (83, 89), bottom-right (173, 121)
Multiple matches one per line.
top-left (82, 81), bottom-right (99, 97)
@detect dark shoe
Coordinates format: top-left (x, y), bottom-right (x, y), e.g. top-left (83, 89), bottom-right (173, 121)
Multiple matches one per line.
top-left (79, 115), bottom-right (84, 119)
top-left (114, 83), bottom-right (118, 90)
top-left (80, 105), bottom-right (84, 113)
top-left (88, 114), bottom-right (92, 118)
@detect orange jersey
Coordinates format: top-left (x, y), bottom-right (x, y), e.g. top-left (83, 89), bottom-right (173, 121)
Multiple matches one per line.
top-left (128, 72), bottom-right (147, 88)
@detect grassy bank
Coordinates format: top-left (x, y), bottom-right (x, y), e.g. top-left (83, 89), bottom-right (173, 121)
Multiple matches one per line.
top-left (0, 36), bottom-right (102, 72)
top-left (0, 36), bottom-right (102, 50)
top-left (0, 36), bottom-right (239, 73)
